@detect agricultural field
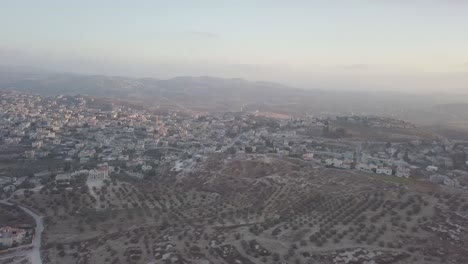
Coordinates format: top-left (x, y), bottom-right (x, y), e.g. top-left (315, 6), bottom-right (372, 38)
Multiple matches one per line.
top-left (7, 155), bottom-right (468, 264)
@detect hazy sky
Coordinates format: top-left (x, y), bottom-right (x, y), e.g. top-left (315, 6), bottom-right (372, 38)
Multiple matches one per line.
top-left (1, 1), bottom-right (468, 92)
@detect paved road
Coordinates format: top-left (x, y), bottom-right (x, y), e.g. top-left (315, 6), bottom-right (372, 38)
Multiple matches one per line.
top-left (0, 200), bottom-right (43, 264)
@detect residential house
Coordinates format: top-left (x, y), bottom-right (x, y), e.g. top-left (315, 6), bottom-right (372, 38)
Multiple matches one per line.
top-left (376, 167), bottom-right (393, 176)
top-left (396, 166), bottom-right (411, 178)
top-left (88, 164), bottom-right (109, 181)
top-left (0, 226), bottom-right (27, 247)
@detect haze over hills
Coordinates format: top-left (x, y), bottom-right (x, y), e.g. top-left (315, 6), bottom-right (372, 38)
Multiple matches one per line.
top-left (1, 70), bottom-right (468, 127)
top-left (3, 2), bottom-right (468, 264)
top-left (431, 103), bottom-right (468, 120)
top-left (2, 85), bottom-right (468, 264)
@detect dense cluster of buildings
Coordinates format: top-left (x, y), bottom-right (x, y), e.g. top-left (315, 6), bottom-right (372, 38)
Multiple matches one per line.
top-left (0, 91), bottom-right (467, 195)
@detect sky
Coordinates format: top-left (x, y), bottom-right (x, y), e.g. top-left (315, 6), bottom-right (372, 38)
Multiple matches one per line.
top-left (1, 0), bottom-right (468, 92)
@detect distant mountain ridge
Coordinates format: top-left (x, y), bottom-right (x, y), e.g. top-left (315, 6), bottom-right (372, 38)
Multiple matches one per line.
top-left (0, 72), bottom-right (301, 103)
top-left (2, 70), bottom-right (468, 126)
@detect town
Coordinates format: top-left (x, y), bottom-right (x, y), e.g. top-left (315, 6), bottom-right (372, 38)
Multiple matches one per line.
top-left (1, 90), bottom-right (468, 264)
top-left (0, 91), bottom-right (466, 199)
top-left (3, 1), bottom-right (468, 263)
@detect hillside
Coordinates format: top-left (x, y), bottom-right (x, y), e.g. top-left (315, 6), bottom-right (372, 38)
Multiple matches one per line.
top-left (2, 71), bottom-right (468, 127)
top-left (432, 103), bottom-right (468, 122)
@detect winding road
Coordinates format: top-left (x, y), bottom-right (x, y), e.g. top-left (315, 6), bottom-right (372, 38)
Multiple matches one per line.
top-left (0, 199), bottom-right (43, 264)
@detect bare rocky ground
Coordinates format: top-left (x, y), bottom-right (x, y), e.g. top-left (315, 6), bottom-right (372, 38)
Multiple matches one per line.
top-left (9, 154), bottom-right (468, 264)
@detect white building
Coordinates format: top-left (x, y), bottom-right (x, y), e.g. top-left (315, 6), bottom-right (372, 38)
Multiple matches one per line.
top-left (376, 167), bottom-right (393, 176)
top-left (0, 226), bottom-right (27, 247)
top-left (88, 164), bottom-right (109, 181)
top-left (396, 166), bottom-right (410, 178)
top-left (142, 164), bottom-right (153, 172)
top-left (356, 163), bottom-right (377, 173)
top-left (55, 173), bottom-right (72, 182)
top-left (325, 158), bottom-right (340, 167)
top-left (430, 174), bottom-right (458, 188)
top-left (31, 141), bottom-right (42, 148)
top-left (302, 153), bottom-right (314, 160)
top-left (325, 158), bottom-right (352, 169)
